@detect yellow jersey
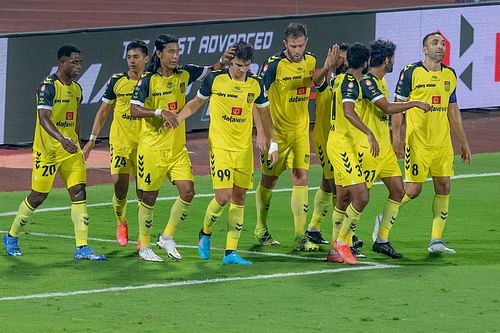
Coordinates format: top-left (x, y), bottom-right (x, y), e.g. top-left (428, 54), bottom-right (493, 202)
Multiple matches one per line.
top-left (395, 61), bottom-right (457, 148)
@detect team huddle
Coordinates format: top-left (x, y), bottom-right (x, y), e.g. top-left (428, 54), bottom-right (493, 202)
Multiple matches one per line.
top-left (3, 22), bottom-right (471, 265)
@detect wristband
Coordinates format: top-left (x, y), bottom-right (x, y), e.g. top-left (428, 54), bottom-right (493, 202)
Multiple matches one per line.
top-left (154, 108), bottom-right (162, 117)
top-left (89, 134), bottom-right (97, 141)
top-left (268, 141), bottom-right (278, 154)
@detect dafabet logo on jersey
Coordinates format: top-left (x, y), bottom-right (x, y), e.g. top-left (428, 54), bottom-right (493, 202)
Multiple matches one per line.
top-left (168, 102), bottom-right (178, 111)
top-left (231, 107), bottom-right (243, 115)
top-left (432, 96), bottom-right (441, 104)
top-left (296, 87), bottom-right (307, 95)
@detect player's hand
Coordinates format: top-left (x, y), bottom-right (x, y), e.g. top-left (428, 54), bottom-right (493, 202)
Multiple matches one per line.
top-left (367, 132), bottom-right (379, 158)
top-left (220, 47), bottom-right (236, 65)
top-left (267, 141), bottom-right (278, 167)
top-left (82, 140), bottom-right (95, 161)
top-left (392, 137), bottom-right (404, 159)
top-left (461, 142), bottom-right (472, 165)
top-left (324, 44), bottom-right (340, 71)
top-left (416, 101), bottom-right (431, 112)
top-left (61, 136), bottom-right (78, 154)
top-left (162, 110), bottom-right (179, 129)
top-left (255, 131), bottom-right (268, 155)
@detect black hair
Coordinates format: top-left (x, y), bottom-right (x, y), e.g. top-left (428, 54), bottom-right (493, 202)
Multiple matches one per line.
top-left (127, 39), bottom-right (148, 56)
top-left (369, 39), bottom-right (396, 67)
top-left (422, 31), bottom-right (442, 47)
top-left (284, 22), bottom-right (307, 40)
top-left (57, 44), bottom-right (81, 60)
top-left (232, 41), bottom-right (253, 62)
top-left (339, 43), bottom-right (349, 52)
top-left (347, 42), bottom-right (370, 70)
top-left (148, 34), bottom-right (179, 72)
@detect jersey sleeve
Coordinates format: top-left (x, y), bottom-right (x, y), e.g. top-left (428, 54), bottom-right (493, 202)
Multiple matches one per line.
top-left (361, 76), bottom-right (384, 103)
top-left (316, 80), bottom-right (329, 93)
top-left (130, 73), bottom-right (151, 107)
top-left (197, 72), bottom-right (214, 100)
top-left (101, 74), bottom-right (122, 104)
top-left (183, 64), bottom-right (210, 85)
top-left (259, 57), bottom-right (278, 91)
top-left (395, 65), bottom-right (413, 101)
top-left (254, 76), bottom-right (269, 108)
top-left (341, 76), bottom-right (360, 104)
top-left (36, 79), bottom-right (56, 110)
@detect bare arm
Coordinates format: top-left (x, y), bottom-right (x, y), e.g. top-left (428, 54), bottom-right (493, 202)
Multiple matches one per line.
top-left (344, 101), bottom-right (379, 157)
top-left (252, 107), bottom-right (267, 154)
top-left (256, 105), bottom-right (278, 166)
top-left (448, 102), bottom-right (471, 164)
top-left (83, 102), bottom-right (113, 160)
top-left (391, 98), bottom-right (405, 159)
top-left (162, 96), bottom-right (207, 129)
top-left (374, 98), bottom-right (430, 115)
top-left (38, 108), bottom-right (78, 154)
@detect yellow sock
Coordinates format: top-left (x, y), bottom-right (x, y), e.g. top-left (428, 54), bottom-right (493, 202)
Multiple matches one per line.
top-left (432, 194), bottom-right (449, 240)
top-left (377, 199), bottom-right (401, 242)
top-left (9, 198), bottom-right (35, 237)
top-left (331, 207), bottom-right (345, 245)
top-left (163, 197), bottom-right (191, 238)
top-left (203, 198), bottom-right (226, 234)
top-left (138, 201), bottom-right (154, 248)
top-left (112, 193), bottom-right (127, 224)
top-left (226, 203), bottom-right (244, 251)
top-left (71, 201), bottom-right (89, 247)
top-left (400, 193), bottom-right (412, 207)
top-left (338, 204), bottom-right (361, 244)
top-left (308, 188), bottom-right (331, 231)
top-left (255, 184), bottom-right (273, 232)
top-left (291, 185), bottom-right (308, 237)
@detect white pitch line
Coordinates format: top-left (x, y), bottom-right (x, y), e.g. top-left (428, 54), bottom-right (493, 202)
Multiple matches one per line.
top-left (0, 263), bottom-right (399, 302)
top-left (0, 172), bottom-right (498, 217)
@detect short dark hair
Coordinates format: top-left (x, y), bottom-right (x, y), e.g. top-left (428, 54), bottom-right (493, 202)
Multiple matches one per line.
top-left (422, 31), bottom-right (442, 47)
top-left (232, 41), bottom-right (253, 62)
top-left (347, 42), bottom-right (370, 70)
top-left (284, 22), bottom-right (307, 40)
top-left (57, 44), bottom-right (81, 60)
top-left (127, 39), bottom-right (148, 56)
top-left (339, 43), bottom-right (350, 52)
top-left (369, 39), bottom-right (396, 67)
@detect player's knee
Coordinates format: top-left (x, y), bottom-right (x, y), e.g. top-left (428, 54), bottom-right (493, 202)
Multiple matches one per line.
top-left (27, 191), bottom-right (48, 208)
top-left (114, 187), bottom-right (128, 200)
top-left (390, 186), bottom-right (405, 202)
top-left (142, 191), bottom-right (158, 206)
top-left (180, 188), bottom-right (195, 203)
top-left (69, 184), bottom-right (86, 201)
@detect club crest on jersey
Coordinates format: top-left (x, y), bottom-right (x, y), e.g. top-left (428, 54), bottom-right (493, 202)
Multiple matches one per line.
top-left (180, 82), bottom-right (186, 93)
top-left (168, 102), bottom-right (178, 111)
top-left (247, 93), bottom-right (255, 103)
top-left (66, 112), bottom-right (74, 120)
top-left (296, 87), bottom-right (307, 95)
top-left (231, 107), bottom-right (243, 116)
top-left (432, 96), bottom-right (441, 104)
top-left (444, 80), bottom-right (450, 92)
